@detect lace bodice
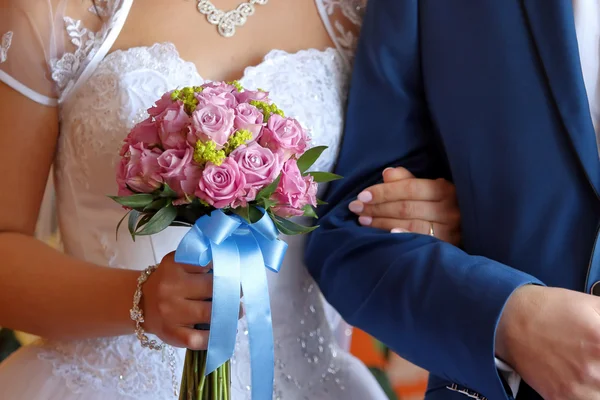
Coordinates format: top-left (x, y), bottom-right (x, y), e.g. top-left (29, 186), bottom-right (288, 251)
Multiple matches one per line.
top-left (0, 1), bottom-right (373, 399)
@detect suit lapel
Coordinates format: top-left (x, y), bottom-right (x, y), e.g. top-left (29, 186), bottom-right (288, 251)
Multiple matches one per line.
top-left (522, 0), bottom-right (600, 196)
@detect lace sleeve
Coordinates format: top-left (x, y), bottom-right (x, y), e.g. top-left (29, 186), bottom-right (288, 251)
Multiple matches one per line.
top-left (0, 0), bottom-right (120, 107)
top-left (316, 0), bottom-right (367, 65)
top-left (0, 0), bottom-right (69, 106)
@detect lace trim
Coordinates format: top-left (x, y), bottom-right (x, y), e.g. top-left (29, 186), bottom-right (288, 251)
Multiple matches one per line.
top-left (89, 0), bottom-right (114, 18)
top-left (50, 0), bottom-right (124, 99)
top-left (0, 31), bottom-right (13, 63)
top-left (318, 0), bottom-right (366, 64)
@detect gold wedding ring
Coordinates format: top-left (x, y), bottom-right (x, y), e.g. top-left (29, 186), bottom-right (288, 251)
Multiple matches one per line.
top-left (429, 222), bottom-right (435, 237)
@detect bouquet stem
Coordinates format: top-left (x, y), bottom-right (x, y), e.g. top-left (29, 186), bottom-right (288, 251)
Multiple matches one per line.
top-left (179, 349), bottom-right (230, 400)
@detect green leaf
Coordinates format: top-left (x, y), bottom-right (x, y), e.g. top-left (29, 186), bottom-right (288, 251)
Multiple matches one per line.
top-left (159, 183), bottom-right (178, 198)
top-left (135, 204), bottom-right (178, 236)
top-left (258, 196), bottom-right (278, 210)
top-left (231, 206), bottom-right (264, 224)
top-left (144, 198), bottom-right (169, 211)
top-left (306, 171), bottom-right (343, 183)
top-left (170, 221), bottom-right (193, 228)
top-left (248, 205), bottom-right (264, 223)
top-left (127, 210), bottom-right (141, 238)
top-left (271, 214), bottom-right (318, 235)
top-left (296, 146), bottom-right (327, 173)
top-left (255, 177), bottom-right (280, 201)
top-left (316, 198), bottom-right (328, 205)
top-left (302, 205), bottom-right (318, 219)
top-left (108, 194), bottom-right (154, 209)
top-left (115, 210), bottom-right (131, 240)
top-left (136, 213), bottom-right (153, 231)
top-left (231, 207), bottom-right (251, 223)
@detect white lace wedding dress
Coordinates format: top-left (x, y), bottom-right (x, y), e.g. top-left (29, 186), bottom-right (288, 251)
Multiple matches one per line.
top-left (0, 1), bottom-right (387, 399)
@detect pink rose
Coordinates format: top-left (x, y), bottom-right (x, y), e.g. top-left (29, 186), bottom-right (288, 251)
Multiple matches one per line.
top-left (235, 89), bottom-right (270, 104)
top-left (121, 118), bottom-right (161, 154)
top-left (196, 91), bottom-right (238, 109)
top-left (271, 159), bottom-right (317, 218)
top-left (154, 102), bottom-right (191, 150)
top-left (148, 91), bottom-right (176, 117)
top-left (234, 103), bottom-right (264, 140)
top-left (231, 143), bottom-right (280, 201)
top-left (201, 81), bottom-right (236, 93)
top-left (180, 164), bottom-right (204, 198)
top-left (157, 147), bottom-right (193, 196)
top-left (259, 114), bottom-right (310, 159)
top-left (117, 143), bottom-right (163, 195)
top-left (196, 158), bottom-right (246, 209)
top-left (189, 103), bottom-right (235, 148)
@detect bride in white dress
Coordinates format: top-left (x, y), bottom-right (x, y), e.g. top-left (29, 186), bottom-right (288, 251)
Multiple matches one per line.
top-left (0, 0), bottom-right (462, 398)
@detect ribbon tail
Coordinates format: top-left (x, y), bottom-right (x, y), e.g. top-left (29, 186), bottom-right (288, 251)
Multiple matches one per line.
top-left (204, 237), bottom-right (241, 374)
top-left (235, 232), bottom-right (274, 399)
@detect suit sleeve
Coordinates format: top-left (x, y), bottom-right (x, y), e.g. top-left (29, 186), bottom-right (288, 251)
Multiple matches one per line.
top-left (305, 0), bottom-right (541, 397)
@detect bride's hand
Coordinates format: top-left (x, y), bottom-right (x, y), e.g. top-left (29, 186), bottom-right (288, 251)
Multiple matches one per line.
top-left (348, 167), bottom-right (461, 246)
top-left (141, 252), bottom-right (214, 350)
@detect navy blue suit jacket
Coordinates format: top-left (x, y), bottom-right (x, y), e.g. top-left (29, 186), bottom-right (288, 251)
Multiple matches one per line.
top-left (305, 1), bottom-right (600, 399)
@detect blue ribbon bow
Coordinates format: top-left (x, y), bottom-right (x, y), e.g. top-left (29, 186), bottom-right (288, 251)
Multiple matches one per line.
top-left (175, 209), bottom-right (288, 399)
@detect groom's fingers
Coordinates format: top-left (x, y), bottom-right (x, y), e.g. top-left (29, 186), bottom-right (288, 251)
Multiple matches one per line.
top-left (359, 178), bottom-right (454, 204)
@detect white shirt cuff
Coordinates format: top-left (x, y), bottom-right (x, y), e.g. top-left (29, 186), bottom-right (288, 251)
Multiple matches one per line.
top-left (495, 357), bottom-right (521, 397)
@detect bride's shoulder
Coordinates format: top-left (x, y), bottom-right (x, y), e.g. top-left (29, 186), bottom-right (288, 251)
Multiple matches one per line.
top-left (0, 0), bottom-right (119, 104)
top-left (317, 0), bottom-right (367, 62)
top-left (319, 0), bottom-right (367, 26)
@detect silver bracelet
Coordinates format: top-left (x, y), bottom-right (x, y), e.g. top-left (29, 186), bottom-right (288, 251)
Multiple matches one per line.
top-left (130, 265), bottom-right (179, 397)
top-left (130, 265), bottom-right (164, 351)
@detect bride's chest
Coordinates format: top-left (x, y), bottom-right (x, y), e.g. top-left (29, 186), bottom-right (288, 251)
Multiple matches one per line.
top-left (56, 44), bottom-right (350, 195)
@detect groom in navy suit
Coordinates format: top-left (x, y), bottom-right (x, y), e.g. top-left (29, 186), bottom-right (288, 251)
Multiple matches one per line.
top-left (307, 1), bottom-right (600, 399)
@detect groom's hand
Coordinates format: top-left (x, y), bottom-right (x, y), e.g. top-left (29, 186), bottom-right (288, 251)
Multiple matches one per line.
top-left (496, 285), bottom-right (600, 400)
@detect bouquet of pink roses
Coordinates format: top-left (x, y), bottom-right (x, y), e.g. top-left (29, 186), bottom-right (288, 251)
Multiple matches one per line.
top-left (110, 81), bottom-right (340, 400)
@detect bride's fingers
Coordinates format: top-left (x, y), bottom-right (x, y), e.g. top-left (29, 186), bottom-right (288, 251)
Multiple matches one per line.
top-left (169, 326), bottom-right (210, 350)
top-left (180, 273), bottom-right (214, 300)
top-left (174, 299), bottom-right (213, 325)
top-left (358, 178), bottom-right (453, 205)
top-left (361, 217), bottom-right (460, 244)
top-left (352, 199), bottom-right (450, 222)
top-left (382, 166), bottom-right (414, 182)
top-left (180, 261), bottom-right (212, 274)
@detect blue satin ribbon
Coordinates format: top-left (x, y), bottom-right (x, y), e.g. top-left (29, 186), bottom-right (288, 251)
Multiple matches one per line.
top-left (175, 209), bottom-right (288, 399)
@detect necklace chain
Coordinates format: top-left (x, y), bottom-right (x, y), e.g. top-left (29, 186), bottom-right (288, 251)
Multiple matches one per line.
top-left (196, 0), bottom-right (269, 38)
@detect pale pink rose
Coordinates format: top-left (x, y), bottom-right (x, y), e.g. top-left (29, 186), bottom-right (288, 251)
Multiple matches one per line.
top-left (271, 159), bottom-right (317, 218)
top-left (154, 102), bottom-right (191, 149)
top-left (196, 91), bottom-right (238, 109)
top-left (234, 103), bottom-right (264, 140)
top-left (121, 118), bottom-right (161, 155)
top-left (117, 143), bottom-right (163, 195)
top-left (157, 147), bottom-right (194, 196)
top-left (201, 81), bottom-right (236, 93)
top-left (303, 174), bottom-right (318, 209)
top-left (235, 90), bottom-right (270, 104)
top-left (259, 114), bottom-right (310, 159)
top-left (148, 92), bottom-right (176, 117)
top-left (231, 143), bottom-right (280, 202)
top-left (271, 204), bottom-right (305, 218)
top-left (196, 158), bottom-right (246, 209)
top-left (189, 103), bottom-right (235, 148)
top-left (180, 164), bottom-right (204, 197)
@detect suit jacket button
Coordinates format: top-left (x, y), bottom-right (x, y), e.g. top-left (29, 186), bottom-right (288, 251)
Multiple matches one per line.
top-left (591, 281), bottom-right (600, 296)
